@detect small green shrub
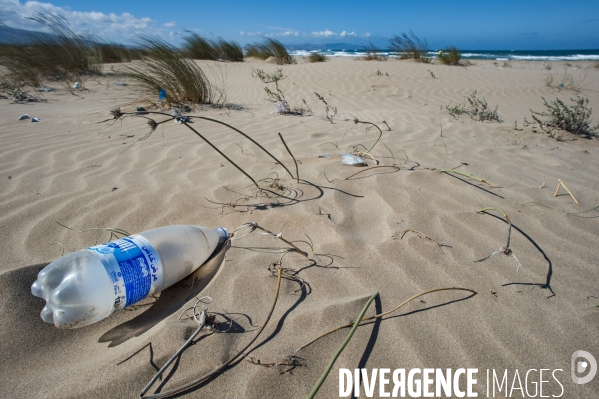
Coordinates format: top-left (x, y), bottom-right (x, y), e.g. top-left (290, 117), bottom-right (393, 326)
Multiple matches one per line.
top-left (307, 52), bottom-right (327, 62)
top-left (529, 96), bottom-right (598, 138)
top-left (389, 31), bottom-right (430, 63)
top-left (446, 90), bottom-right (501, 122)
top-left (251, 67), bottom-right (283, 83)
top-left (314, 92), bottom-right (337, 123)
top-left (438, 47), bottom-right (461, 65)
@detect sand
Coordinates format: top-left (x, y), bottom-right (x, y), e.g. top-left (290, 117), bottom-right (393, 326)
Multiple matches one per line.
top-left (1, 56), bottom-right (598, 398)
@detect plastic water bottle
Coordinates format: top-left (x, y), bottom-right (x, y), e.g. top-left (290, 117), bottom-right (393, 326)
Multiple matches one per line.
top-left (31, 225), bottom-right (228, 329)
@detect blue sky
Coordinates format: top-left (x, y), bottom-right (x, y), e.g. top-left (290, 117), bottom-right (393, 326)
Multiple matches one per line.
top-left (1, 0), bottom-right (598, 49)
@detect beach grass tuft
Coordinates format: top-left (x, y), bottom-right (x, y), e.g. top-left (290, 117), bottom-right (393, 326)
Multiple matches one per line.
top-left (182, 32), bottom-right (217, 60)
top-left (438, 47), bottom-right (461, 65)
top-left (124, 35), bottom-right (223, 106)
top-left (0, 12), bottom-right (102, 87)
top-left (361, 43), bottom-right (387, 61)
top-left (389, 31), bottom-right (431, 63)
top-left (183, 33), bottom-right (244, 62)
top-left (544, 70), bottom-right (590, 92)
top-left (245, 38), bottom-right (295, 65)
top-left (307, 52), bottom-right (327, 62)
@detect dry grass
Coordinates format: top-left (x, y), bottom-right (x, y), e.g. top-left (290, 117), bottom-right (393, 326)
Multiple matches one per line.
top-left (361, 43), bottom-right (387, 61)
top-left (438, 47), bottom-right (461, 65)
top-left (389, 31), bottom-right (431, 63)
top-left (0, 12), bottom-right (102, 87)
top-left (307, 52), bottom-right (327, 62)
top-left (245, 38), bottom-right (295, 65)
top-left (124, 36), bottom-right (223, 106)
top-left (183, 32), bottom-right (243, 62)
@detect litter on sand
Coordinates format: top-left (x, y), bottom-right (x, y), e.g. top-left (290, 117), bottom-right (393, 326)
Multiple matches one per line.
top-left (318, 153), bottom-right (331, 158)
top-left (114, 82), bottom-right (128, 86)
top-left (72, 82), bottom-right (80, 89)
top-left (35, 86), bottom-right (52, 92)
top-left (275, 100), bottom-right (290, 115)
top-left (340, 152), bottom-right (368, 166)
top-left (17, 114), bottom-right (40, 122)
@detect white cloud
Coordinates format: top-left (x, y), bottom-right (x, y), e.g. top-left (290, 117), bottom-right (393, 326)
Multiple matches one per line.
top-left (163, 21), bottom-right (176, 28)
top-left (312, 29), bottom-right (335, 38)
top-left (241, 31), bottom-right (262, 37)
top-left (339, 30), bottom-right (357, 37)
top-left (310, 29), bottom-right (366, 39)
top-left (0, 0), bottom-right (155, 41)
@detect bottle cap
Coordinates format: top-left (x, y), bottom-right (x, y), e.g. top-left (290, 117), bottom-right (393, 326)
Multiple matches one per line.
top-left (215, 227), bottom-right (228, 243)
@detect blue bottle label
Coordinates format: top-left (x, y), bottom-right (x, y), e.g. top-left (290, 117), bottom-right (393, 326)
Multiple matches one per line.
top-left (87, 235), bottom-right (163, 312)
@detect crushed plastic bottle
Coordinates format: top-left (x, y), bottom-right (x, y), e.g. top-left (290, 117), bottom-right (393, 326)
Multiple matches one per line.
top-left (31, 225), bottom-right (228, 329)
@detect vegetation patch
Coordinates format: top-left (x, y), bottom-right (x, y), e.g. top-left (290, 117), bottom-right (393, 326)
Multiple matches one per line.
top-left (0, 12), bottom-right (102, 87)
top-left (307, 52), bottom-right (327, 62)
top-left (528, 96), bottom-right (598, 139)
top-left (389, 31), bottom-right (430, 63)
top-left (446, 90), bottom-right (501, 122)
top-left (438, 47), bottom-right (461, 65)
top-left (183, 32), bottom-right (244, 62)
top-left (125, 36), bottom-right (224, 107)
top-left (245, 38), bottom-right (295, 65)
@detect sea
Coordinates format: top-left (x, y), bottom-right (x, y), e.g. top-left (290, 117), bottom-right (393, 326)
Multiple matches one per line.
top-left (289, 48), bottom-right (599, 61)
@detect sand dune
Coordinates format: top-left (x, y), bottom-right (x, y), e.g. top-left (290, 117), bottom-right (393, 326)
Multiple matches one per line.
top-left (1, 57), bottom-right (598, 398)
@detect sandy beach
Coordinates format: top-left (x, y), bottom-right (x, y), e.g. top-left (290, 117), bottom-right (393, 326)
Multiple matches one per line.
top-left (1, 56), bottom-right (599, 398)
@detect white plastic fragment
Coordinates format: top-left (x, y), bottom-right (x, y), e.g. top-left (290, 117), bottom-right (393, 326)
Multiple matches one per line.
top-left (35, 86), bottom-right (52, 92)
top-left (275, 100), bottom-right (289, 115)
top-left (17, 114), bottom-right (40, 122)
top-left (340, 152), bottom-right (368, 166)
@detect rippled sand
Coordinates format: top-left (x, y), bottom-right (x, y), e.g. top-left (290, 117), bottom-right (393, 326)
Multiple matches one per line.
top-left (1, 57), bottom-right (598, 398)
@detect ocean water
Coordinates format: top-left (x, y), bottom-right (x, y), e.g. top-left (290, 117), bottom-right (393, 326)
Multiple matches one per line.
top-left (289, 48), bottom-right (599, 61)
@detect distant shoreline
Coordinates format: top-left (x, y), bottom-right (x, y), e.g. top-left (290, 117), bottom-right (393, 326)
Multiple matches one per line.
top-left (288, 48), bottom-right (599, 61)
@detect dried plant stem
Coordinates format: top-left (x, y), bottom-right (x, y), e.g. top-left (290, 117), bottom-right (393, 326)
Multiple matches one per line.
top-left (307, 292), bottom-right (379, 399)
top-left (474, 208), bottom-right (522, 271)
top-left (278, 132), bottom-right (299, 183)
top-left (178, 122), bottom-right (260, 188)
top-left (441, 169), bottom-right (500, 187)
top-left (115, 110), bottom-right (294, 189)
top-left (354, 119), bottom-right (383, 153)
top-left (253, 224), bottom-right (309, 259)
top-left (554, 179), bottom-right (580, 204)
top-left (194, 115), bottom-right (294, 180)
top-left (140, 309), bottom-right (207, 397)
top-left (567, 198), bottom-right (599, 218)
top-left (399, 229), bottom-right (450, 248)
top-left (344, 166), bottom-right (400, 180)
top-left (141, 268), bottom-right (283, 399)
top-left (296, 287), bottom-right (476, 353)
